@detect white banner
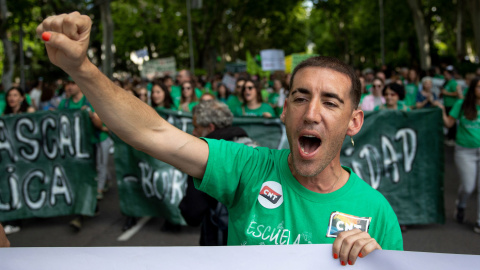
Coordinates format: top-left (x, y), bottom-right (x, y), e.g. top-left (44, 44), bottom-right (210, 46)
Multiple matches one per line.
top-left (140, 57), bottom-right (177, 80)
top-left (260, 49), bottom-right (285, 71)
top-left (2, 245), bottom-right (480, 270)
top-left (222, 74), bottom-right (237, 93)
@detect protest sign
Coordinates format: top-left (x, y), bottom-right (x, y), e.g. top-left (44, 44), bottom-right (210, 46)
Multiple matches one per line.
top-left (0, 110), bottom-right (97, 222)
top-left (260, 49), bottom-right (285, 71)
top-left (3, 245), bottom-right (480, 270)
top-left (221, 74), bottom-right (237, 93)
top-left (114, 108), bottom-right (443, 225)
top-left (140, 56), bottom-right (176, 80)
top-left (341, 108), bottom-right (445, 224)
top-left (225, 62), bottom-right (247, 74)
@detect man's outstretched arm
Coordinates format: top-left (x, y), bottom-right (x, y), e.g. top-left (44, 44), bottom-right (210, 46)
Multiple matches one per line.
top-left (36, 12), bottom-right (208, 178)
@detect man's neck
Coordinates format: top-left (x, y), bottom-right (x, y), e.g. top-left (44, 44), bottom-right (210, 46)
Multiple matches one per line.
top-left (72, 93), bottom-right (84, 103)
top-left (288, 155), bottom-right (348, 194)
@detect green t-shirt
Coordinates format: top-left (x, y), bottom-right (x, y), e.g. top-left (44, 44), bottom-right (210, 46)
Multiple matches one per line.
top-left (268, 92), bottom-right (283, 116)
top-left (0, 93), bottom-right (32, 114)
top-left (359, 93), bottom-right (369, 105)
top-left (443, 79), bottom-right (458, 107)
top-left (58, 96), bottom-right (109, 143)
top-left (178, 101), bottom-right (199, 112)
top-left (226, 95), bottom-right (242, 113)
top-left (268, 92), bottom-right (279, 106)
top-left (194, 139), bottom-right (403, 249)
top-left (234, 103), bottom-right (275, 117)
top-left (449, 99), bottom-right (480, 148)
top-left (171, 85), bottom-right (203, 108)
top-left (374, 102), bottom-right (411, 112)
top-left (365, 84), bottom-right (372, 92)
top-left (404, 83), bottom-right (418, 107)
top-left (0, 92), bottom-right (5, 115)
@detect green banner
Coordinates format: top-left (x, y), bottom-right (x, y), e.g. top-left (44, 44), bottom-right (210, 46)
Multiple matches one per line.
top-left (115, 108), bottom-right (444, 225)
top-left (341, 108), bottom-right (445, 225)
top-left (113, 109), bottom-right (287, 224)
top-left (0, 110), bottom-right (97, 222)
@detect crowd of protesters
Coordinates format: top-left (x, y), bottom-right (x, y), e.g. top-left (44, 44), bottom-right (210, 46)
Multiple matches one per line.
top-left (1, 62), bottom-right (480, 240)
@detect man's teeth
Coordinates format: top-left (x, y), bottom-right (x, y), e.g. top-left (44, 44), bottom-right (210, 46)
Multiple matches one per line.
top-left (301, 145), bottom-right (308, 154)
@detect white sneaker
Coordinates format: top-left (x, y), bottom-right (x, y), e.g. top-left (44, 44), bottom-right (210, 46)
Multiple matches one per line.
top-left (444, 140), bottom-right (456, 147)
top-left (4, 225), bottom-right (20, 235)
top-left (474, 223), bottom-right (480, 234)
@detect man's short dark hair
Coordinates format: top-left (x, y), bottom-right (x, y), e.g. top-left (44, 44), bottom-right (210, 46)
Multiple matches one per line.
top-left (289, 56), bottom-right (361, 109)
top-left (192, 100), bottom-right (233, 129)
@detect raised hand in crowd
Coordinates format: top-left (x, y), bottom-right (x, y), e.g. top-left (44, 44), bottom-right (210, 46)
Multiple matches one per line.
top-left (37, 12), bottom-right (208, 179)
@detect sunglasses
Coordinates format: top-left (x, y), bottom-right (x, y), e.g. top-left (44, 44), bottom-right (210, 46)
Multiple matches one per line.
top-left (182, 87), bottom-right (192, 90)
top-left (245, 86), bottom-right (255, 90)
top-left (373, 84), bottom-right (383, 88)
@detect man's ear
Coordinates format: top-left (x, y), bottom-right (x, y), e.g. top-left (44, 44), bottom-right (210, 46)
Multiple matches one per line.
top-left (208, 123), bottom-right (216, 134)
top-left (280, 99), bottom-right (288, 123)
top-left (346, 109), bottom-right (364, 137)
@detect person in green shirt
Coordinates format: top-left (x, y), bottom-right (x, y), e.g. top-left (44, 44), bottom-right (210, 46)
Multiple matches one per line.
top-left (150, 82), bottom-right (174, 110)
top-left (268, 79), bottom-right (285, 116)
top-left (171, 70), bottom-right (202, 108)
top-left (1, 86), bottom-right (36, 235)
top-left (438, 77), bottom-right (480, 234)
top-left (226, 78), bottom-right (245, 113)
top-left (2, 86), bottom-right (36, 115)
top-left (58, 79), bottom-right (111, 230)
top-left (233, 79), bottom-right (275, 118)
top-left (374, 83), bottom-right (411, 112)
top-left (178, 81), bottom-right (199, 112)
top-left (404, 69), bottom-right (419, 108)
top-left (215, 83), bottom-right (230, 104)
top-left (441, 66), bottom-right (462, 145)
top-left (38, 13), bottom-right (402, 266)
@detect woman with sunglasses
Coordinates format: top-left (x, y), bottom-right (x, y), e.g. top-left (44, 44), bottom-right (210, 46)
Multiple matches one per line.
top-left (179, 81), bottom-right (199, 112)
top-left (374, 83), bottom-right (410, 111)
top-left (360, 77), bottom-right (385, 111)
top-left (437, 77), bottom-right (480, 234)
top-left (234, 79), bottom-right (275, 118)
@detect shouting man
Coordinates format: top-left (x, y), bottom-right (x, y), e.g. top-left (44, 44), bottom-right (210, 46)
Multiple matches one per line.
top-left (37, 12), bottom-right (402, 266)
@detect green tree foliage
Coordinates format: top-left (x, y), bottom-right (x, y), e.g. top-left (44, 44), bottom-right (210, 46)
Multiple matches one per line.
top-left (2, 0), bottom-right (479, 86)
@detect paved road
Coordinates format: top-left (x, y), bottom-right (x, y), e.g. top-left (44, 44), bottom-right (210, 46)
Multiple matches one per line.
top-left (6, 146), bottom-right (480, 254)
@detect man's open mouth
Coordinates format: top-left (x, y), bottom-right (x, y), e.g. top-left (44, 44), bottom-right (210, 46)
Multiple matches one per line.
top-left (299, 135), bottom-right (322, 155)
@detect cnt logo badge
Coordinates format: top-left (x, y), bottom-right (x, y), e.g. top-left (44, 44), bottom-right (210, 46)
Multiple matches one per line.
top-left (258, 181), bottom-right (283, 209)
top-left (326, 211), bottom-right (371, 238)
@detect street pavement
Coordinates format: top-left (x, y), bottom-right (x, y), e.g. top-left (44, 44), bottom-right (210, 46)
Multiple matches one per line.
top-left (5, 145), bottom-right (480, 255)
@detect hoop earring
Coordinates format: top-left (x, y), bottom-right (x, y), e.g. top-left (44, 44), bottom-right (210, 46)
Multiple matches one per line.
top-left (351, 136), bottom-right (354, 147)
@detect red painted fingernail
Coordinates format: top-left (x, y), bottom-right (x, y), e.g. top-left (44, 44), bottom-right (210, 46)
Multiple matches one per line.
top-left (348, 260), bottom-right (353, 265)
top-left (341, 261), bottom-right (346, 266)
top-left (359, 252), bottom-right (363, 258)
top-left (333, 253), bottom-right (338, 259)
top-left (42, 32), bottom-right (51, 41)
